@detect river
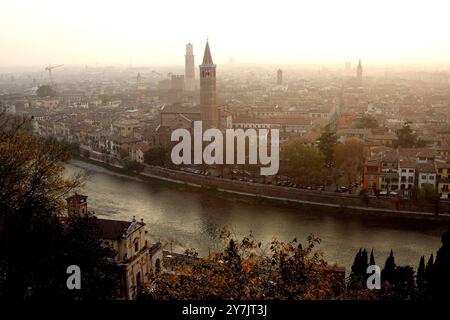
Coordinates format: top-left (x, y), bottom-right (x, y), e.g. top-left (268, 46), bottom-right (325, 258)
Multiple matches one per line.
top-left (65, 160), bottom-right (447, 271)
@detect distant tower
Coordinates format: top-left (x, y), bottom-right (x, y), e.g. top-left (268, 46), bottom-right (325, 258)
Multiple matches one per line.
top-left (199, 39), bottom-right (218, 129)
top-left (277, 69), bottom-right (283, 85)
top-left (185, 42), bottom-right (195, 91)
top-left (66, 193), bottom-right (88, 216)
top-left (357, 59), bottom-right (363, 84)
top-left (137, 72), bottom-right (141, 84)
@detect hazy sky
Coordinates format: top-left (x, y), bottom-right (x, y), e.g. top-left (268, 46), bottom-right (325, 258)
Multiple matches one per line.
top-left (2, 0), bottom-right (450, 67)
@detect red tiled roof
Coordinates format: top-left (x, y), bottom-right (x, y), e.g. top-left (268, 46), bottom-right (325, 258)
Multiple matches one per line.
top-left (96, 219), bottom-right (131, 240)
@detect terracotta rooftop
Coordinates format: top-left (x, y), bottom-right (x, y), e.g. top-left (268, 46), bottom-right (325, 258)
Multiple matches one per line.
top-left (96, 218), bottom-right (144, 240)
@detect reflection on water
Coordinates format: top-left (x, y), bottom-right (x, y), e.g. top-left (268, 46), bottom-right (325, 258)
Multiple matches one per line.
top-left (66, 160), bottom-right (446, 271)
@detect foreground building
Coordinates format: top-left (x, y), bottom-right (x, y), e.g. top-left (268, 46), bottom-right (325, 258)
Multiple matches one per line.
top-left (66, 194), bottom-right (163, 299)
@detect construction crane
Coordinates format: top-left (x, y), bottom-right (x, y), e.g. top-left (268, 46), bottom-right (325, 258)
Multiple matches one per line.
top-left (151, 70), bottom-right (162, 77)
top-left (45, 64), bottom-right (64, 83)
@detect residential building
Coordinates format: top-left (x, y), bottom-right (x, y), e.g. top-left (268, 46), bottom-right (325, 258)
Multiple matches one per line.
top-left (437, 162), bottom-right (450, 199)
top-left (363, 160), bottom-right (381, 193)
top-left (398, 160), bottom-right (416, 196)
top-left (416, 162), bottom-right (437, 190)
top-left (65, 194), bottom-right (164, 300)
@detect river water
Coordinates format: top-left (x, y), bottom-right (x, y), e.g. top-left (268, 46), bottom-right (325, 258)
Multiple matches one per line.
top-left (65, 160), bottom-right (447, 271)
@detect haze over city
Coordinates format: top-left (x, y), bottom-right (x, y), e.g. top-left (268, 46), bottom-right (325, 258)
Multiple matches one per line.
top-left (2, 0), bottom-right (450, 69)
top-left (1, 0), bottom-right (450, 307)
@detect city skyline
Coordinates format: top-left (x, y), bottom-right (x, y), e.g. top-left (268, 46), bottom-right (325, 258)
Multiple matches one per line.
top-left (2, 0), bottom-right (450, 68)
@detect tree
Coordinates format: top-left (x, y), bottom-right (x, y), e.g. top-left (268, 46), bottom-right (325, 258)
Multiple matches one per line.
top-left (382, 249), bottom-right (396, 285)
top-left (394, 122), bottom-right (426, 148)
top-left (416, 184), bottom-right (438, 203)
top-left (333, 140), bottom-right (365, 187)
top-left (282, 139), bottom-right (326, 185)
top-left (430, 226), bottom-right (450, 299)
top-left (424, 254), bottom-right (434, 285)
top-left (370, 249), bottom-right (376, 266)
top-left (378, 250), bottom-right (416, 300)
top-left (391, 266), bottom-right (415, 300)
top-left (63, 213), bottom-right (122, 300)
top-left (99, 94), bottom-right (113, 105)
top-left (36, 85), bottom-right (57, 98)
top-left (0, 115), bottom-right (120, 299)
top-left (356, 115), bottom-right (379, 129)
top-left (144, 146), bottom-right (167, 166)
top-left (349, 248), bottom-right (369, 289)
top-left (416, 256), bottom-right (426, 297)
top-left (318, 124), bottom-right (337, 167)
top-left (141, 233), bottom-right (343, 300)
top-left (123, 158), bottom-right (143, 173)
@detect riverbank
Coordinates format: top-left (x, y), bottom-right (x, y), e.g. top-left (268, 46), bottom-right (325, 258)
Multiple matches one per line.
top-left (73, 154), bottom-right (450, 223)
top-left (66, 159), bottom-right (447, 271)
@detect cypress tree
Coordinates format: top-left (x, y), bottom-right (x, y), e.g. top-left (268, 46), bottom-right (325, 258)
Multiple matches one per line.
top-left (349, 249), bottom-right (364, 288)
top-left (361, 249), bottom-right (369, 273)
top-left (430, 227), bottom-right (450, 299)
top-left (417, 256), bottom-right (425, 280)
top-left (382, 249), bottom-right (396, 285)
top-left (351, 249), bottom-right (362, 273)
top-left (370, 249), bottom-right (376, 266)
top-left (424, 253), bottom-right (434, 282)
top-left (416, 256), bottom-right (426, 298)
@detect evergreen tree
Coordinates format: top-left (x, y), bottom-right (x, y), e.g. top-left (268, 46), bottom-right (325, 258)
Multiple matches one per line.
top-left (352, 249), bottom-right (362, 274)
top-left (394, 121), bottom-right (426, 148)
top-left (370, 249), bottom-right (376, 266)
top-left (416, 256), bottom-right (426, 298)
top-left (382, 249), bottom-right (396, 285)
top-left (417, 256), bottom-right (425, 282)
top-left (318, 124), bottom-right (337, 167)
top-left (424, 253), bottom-right (434, 283)
top-left (392, 266), bottom-right (415, 300)
top-left (349, 248), bottom-right (369, 289)
top-left (361, 249), bottom-right (369, 273)
top-left (430, 227), bottom-right (450, 299)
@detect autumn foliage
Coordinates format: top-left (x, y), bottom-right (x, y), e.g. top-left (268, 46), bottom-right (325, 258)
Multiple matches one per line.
top-left (142, 231), bottom-right (344, 300)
